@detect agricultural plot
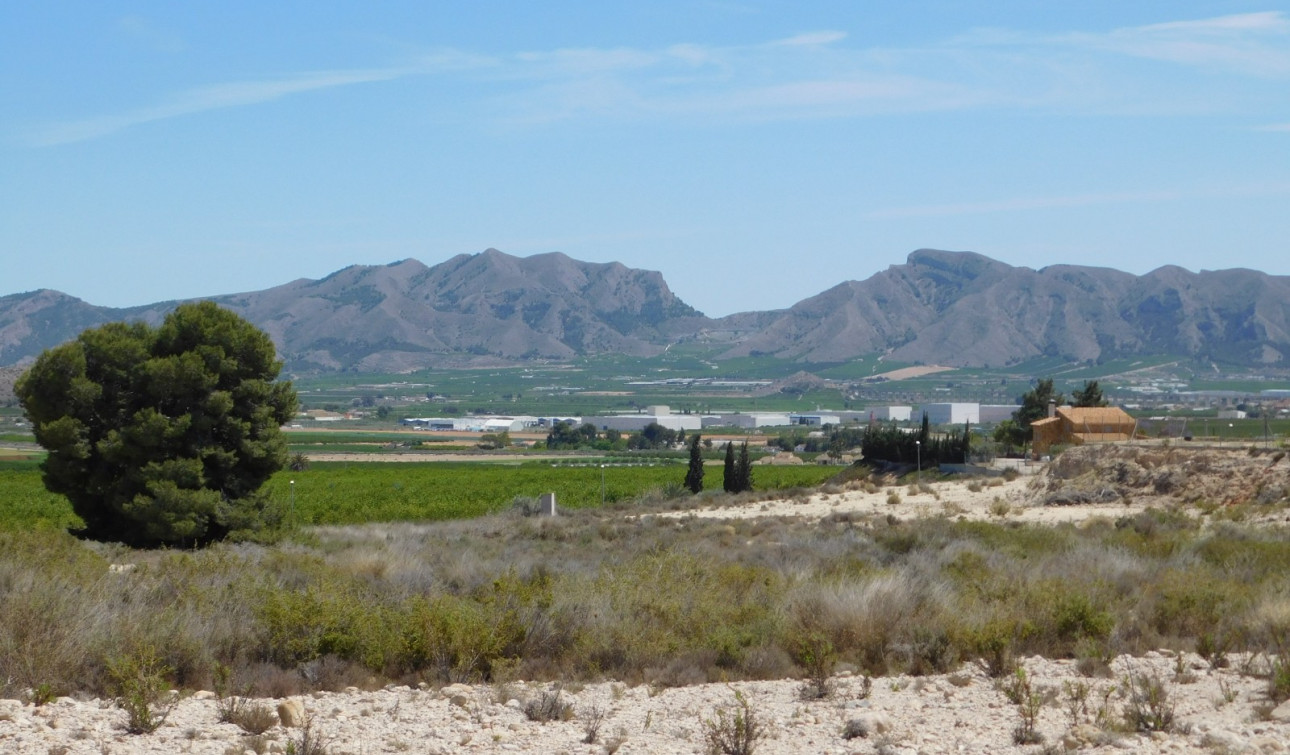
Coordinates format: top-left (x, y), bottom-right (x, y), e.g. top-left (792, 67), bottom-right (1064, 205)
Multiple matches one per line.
top-left (0, 459), bottom-right (840, 531)
top-left (267, 462), bottom-right (839, 525)
top-left (0, 461), bottom-right (78, 530)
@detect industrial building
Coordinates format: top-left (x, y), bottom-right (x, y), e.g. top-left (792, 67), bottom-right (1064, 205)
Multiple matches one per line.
top-left (588, 406), bottom-right (702, 433)
top-left (979, 405), bottom-right (1020, 423)
top-left (702, 413), bottom-right (793, 429)
top-left (400, 416), bottom-right (537, 432)
top-left (864, 406), bottom-right (913, 422)
top-left (921, 403), bottom-right (980, 425)
top-left (790, 413), bottom-right (842, 426)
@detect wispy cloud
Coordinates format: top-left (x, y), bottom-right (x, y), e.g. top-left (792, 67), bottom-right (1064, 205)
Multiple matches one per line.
top-left (1089, 11), bottom-right (1290, 76)
top-left (1255, 122), bottom-right (1290, 132)
top-left (488, 12), bottom-right (1290, 123)
top-left (29, 68), bottom-right (411, 146)
top-left (773, 31), bottom-right (848, 47)
top-left (26, 46), bottom-right (496, 147)
top-left (27, 11), bottom-right (1290, 145)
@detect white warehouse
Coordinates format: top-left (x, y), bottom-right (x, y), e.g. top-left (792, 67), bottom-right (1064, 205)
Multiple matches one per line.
top-left (865, 406), bottom-right (913, 422)
top-left (921, 403), bottom-right (980, 425)
top-left (702, 413), bottom-right (793, 429)
top-left (591, 414), bottom-right (703, 433)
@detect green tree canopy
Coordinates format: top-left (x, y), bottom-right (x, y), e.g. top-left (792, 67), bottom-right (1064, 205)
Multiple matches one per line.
top-left (1071, 380), bottom-right (1108, 408)
top-left (16, 302), bottom-right (298, 547)
top-left (627, 422), bottom-right (678, 450)
top-left (1013, 378), bottom-right (1066, 439)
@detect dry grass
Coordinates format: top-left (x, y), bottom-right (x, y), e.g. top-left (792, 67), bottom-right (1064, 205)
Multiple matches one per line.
top-left (4, 459), bottom-right (1290, 699)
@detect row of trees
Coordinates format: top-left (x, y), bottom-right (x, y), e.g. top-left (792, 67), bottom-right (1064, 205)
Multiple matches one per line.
top-left (722, 440), bottom-right (754, 493)
top-left (682, 434), bottom-right (753, 495)
top-left (859, 414), bottom-right (972, 467)
top-left (544, 421), bottom-right (624, 451)
top-left (769, 425), bottom-right (866, 455)
top-left (544, 420), bottom-right (692, 451)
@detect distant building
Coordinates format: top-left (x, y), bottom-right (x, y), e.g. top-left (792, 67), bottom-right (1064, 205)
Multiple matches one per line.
top-left (979, 405), bottom-right (1020, 423)
top-left (866, 406), bottom-right (913, 422)
top-left (592, 414), bottom-right (702, 432)
top-left (534, 416), bottom-right (583, 427)
top-left (922, 403), bottom-right (980, 425)
top-left (1030, 406), bottom-right (1137, 455)
top-left (400, 416), bottom-right (537, 432)
top-left (790, 413), bottom-right (842, 426)
top-left (702, 413), bottom-right (793, 429)
top-left (1216, 409), bottom-right (1247, 419)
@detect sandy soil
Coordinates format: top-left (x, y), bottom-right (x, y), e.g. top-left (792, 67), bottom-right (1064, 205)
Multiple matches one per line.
top-left (667, 445), bottom-right (1290, 527)
top-left (5, 652), bottom-right (1288, 754)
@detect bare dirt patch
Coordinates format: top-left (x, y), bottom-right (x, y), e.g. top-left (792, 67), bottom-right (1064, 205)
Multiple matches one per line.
top-left (870, 364), bottom-right (954, 381)
top-left (665, 443), bottom-right (1290, 526)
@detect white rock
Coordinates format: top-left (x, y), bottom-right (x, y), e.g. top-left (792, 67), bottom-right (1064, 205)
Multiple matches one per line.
top-left (440, 683), bottom-right (473, 700)
top-left (1269, 699), bottom-right (1290, 722)
top-left (853, 712), bottom-right (892, 735)
top-left (277, 699), bottom-right (306, 728)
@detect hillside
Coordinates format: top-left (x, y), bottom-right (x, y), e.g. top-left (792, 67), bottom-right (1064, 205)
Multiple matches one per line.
top-left (717, 249), bottom-right (1290, 368)
top-left (2, 248), bottom-right (1289, 372)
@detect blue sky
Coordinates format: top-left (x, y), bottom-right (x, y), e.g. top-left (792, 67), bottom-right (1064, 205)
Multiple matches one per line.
top-left (3, 2), bottom-right (1289, 317)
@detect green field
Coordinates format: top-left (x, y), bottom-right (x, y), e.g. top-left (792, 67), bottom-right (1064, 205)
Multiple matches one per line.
top-left (0, 461), bottom-right (79, 531)
top-left (0, 460), bottom-right (840, 531)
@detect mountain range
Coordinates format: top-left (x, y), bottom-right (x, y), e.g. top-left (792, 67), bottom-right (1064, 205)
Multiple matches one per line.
top-left (2, 248), bottom-right (1288, 373)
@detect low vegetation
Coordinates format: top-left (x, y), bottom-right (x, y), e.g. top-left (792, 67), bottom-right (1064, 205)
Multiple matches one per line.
top-left (4, 467), bottom-right (1290, 705)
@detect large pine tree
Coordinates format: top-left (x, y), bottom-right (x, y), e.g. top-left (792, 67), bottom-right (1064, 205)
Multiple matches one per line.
top-left (16, 302), bottom-right (297, 548)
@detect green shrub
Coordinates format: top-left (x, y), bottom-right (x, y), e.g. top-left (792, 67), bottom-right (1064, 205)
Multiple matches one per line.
top-left (792, 632), bottom-right (837, 699)
top-left (702, 690), bottom-right (765, 755)
top-left (1149, 571), bottom-right (1248, 640)
top-left (107, 645), bottom-right (177, 735)
top-left (1122, 668), bottom-right (1175, 732)
top-left (963, 620), bottom-right (1017, 678)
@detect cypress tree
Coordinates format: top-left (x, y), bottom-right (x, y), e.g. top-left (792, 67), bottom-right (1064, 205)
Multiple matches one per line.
top-left (736, 441), bottom-right (754, 493)
top-left (722, 441), bottom-right (736, 493)
top-left (684, 433), bottom-right (705, 494)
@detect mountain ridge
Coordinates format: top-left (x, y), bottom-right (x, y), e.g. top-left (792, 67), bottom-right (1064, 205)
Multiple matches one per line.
top-left (2, 248), bottom-right (1288, 372)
